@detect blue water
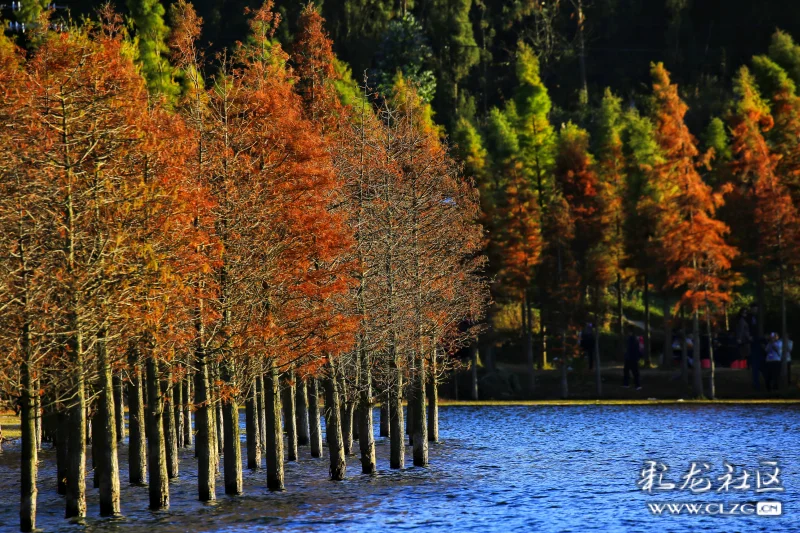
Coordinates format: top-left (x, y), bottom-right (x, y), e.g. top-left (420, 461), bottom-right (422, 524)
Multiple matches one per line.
top-left (0, 404), bottom-right (798, 532)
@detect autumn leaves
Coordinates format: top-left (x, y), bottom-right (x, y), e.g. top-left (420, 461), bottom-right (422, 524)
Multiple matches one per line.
top-left (0, 3), bottom-right (487, 531)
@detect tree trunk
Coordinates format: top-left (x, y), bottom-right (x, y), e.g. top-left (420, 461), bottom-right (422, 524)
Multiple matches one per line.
top-left (146, 357), bottom-right (168, 510)
top-left (296, 378), bottom-right (310, 447)
top-left (215, 373), bottom-right (224, 460)
top-left (338, 371), bottom-right (353, 456)
top-left (380, 399), bottom-right (389, 438)
top-left (779, 258), bottom-right (789, 391)
top-left (389, 367), bottom-right (404, 469)
top-left (34, 378), bottom-right (42, 452)
top-left (246, 378), bottom-right (261, 470)
top-left (324, 365), bottom-right (346, 480)
top-left (162, 369), bottom-right (179, 479)
top-left (221, 362), bottom-right (242, 495)
top-left (174, 375), bottom-right (184, 449)
top-left (265, 361), bottom-right (285, 491)
top-left (560, 332), bottom-right (569, 399)
top-left (127, 350), bottom-right (147, 486)
top-left (692, 309), bottom-right (703, 398)
top-left (96, 329), bottom-right (120, 516)
top-left (65, 330), bottom-right (87, 519)
top-left (681, 308), bottom-right (689, 388)
top-left (412, 348), bottom-right (428, 466)
top-left (308, 377), bottom-right (323, 459)
top-left (661, 295), bottom-right (671, 370)
top-left (195, 343), bottom-right (215, 502)
top-left (283, 371), bottom-right (298, 462)
top-left (523, 298), bottom-right (535, 395)
top-left (113, 374), bottom-right (125, 444)
top-left (183, 371), bottom-right (193, 450)
top-left (257, 375), bottom-right (267, 457)
top-left (427, 349), bottom-right (439, 443)
top-left (20, 322), bottom-right (38, 532)
top-left (706, 309), bottom-right (716, 399)
top-left (616, 273), bottom-right (624, 361)
top-left (56, 406), bottom-right (68, 495)
top-left (643, 275), bottom-right (651, 366)
top-left (470, 344), bottom-right (479, 400)
top-left (358, 350), bottom-right (376, 474)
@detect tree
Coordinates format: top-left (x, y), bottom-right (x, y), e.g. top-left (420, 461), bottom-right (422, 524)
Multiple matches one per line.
top-left (128, 0), bottom-right (180, 99)
top-left (730, 66), bottom-right (800, 391)
top-left (650, 63), bottom-right (737, 398)
top-left (371, 13), bottom-right (436, 103)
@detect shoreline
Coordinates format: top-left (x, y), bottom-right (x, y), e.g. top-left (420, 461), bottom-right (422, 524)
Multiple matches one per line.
top-left (437, 398), bottom-right (800, 406)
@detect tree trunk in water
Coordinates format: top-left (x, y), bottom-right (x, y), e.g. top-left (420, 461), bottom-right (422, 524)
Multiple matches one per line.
top-left (65, 332), bottom-right (87, 519)
top-left (174, 376), bottom-right (184, 449)
top-left (412, 349), bottom-right (428, 466)
top-left (34, 379), bottom-right (42, 451)
top-left (215, 376), bottom-right (224, 460)
top-left (162, 369), bottom-right (179, 479)
top-left (283, 372), bottom-right (298, 462)
top-left (323, 366), bottom-right (346, 480)
top-left (96, 330), bottom-right (120, 516)
top-left (380, 399), bottom-right (389, 438)
top-left (308, 377), bottom-right (323, 459)
top-left (643, 275), bottom-right (651, 366)
top-left (692, 309), bottom-right (703, 398)
top-left (470, 344), bottom-right (479, 400)
top-left (56, 407), bottom-right (68, 495)
top-left (246, 378), bottom-right (261, 470)
top-left (389, 368), bottom-right (404, 469)
top-left (338, 372), bottom-right (353, 456)
top-left (220, 362), bottom-right (242, 495)
top-left (257, 375), bottom-right (267, 457)
top-left (20, 322), bottom-right (38, 532)
top-left (661, 295), bottom-right (671, 370)
top-left (92, 409), bottom-right (101, 490)
top-left (358, 350), bottom-right (376, 474)
top-left (146, 357), bottom-right (169, 510)
top-left (127, 352), bottom-right (147, 486)
top-left (183, 372), bottom-right (193, 450)
top-left (296, 378), bottom-right (310, 446)
top-left (113, 375), bottom-right (125, 444)
top-left (195, 344), bottom-right (215, 502)
top-left (265, 362), bottom-right (285, 491)
top-left (427, 350), bottom-right (438, 443)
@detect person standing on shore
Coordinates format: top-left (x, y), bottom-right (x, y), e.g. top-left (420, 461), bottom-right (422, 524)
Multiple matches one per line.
top-left (765, 332), bottom-right (782, 392)
top-left (623, 326), bottom-right (642, 390)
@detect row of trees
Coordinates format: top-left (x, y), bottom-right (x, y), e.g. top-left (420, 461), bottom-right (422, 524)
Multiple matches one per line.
top-left (0, 3), bottom-right (487, 531)
top-left (453, 30), bottom-right (800, 399)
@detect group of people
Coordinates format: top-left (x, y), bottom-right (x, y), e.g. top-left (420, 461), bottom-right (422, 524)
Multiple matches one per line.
top-left (736, 304), bottom-right (793, 392)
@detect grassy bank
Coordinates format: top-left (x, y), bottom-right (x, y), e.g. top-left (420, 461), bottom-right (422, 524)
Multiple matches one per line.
top-left (0, 412), bottom-right (21, 440)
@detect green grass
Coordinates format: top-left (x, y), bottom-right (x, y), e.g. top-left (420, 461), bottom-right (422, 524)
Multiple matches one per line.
top-left (1, 412), bottom-right (21, 440)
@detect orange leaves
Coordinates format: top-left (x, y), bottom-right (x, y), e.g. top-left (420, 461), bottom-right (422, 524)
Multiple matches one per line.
top-left (649, 63), bottom-right (738, 311)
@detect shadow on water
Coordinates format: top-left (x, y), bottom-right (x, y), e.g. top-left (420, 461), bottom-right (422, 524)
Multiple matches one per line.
top-left (1, 404), bottom-right (799, 532)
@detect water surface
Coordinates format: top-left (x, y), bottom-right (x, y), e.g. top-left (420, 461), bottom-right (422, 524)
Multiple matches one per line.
top-left (0, 404), bottom-right (798, 532)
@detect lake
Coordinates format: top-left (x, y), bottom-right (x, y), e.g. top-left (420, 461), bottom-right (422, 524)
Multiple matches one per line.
top-left (0, 404), bottom-right (798, 532)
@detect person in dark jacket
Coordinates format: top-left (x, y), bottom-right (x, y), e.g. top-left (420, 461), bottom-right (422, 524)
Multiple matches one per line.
top-left (623, 325), bottom-right (642, 390)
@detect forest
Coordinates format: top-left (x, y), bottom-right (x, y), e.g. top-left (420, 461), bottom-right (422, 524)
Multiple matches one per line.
top-left (2, 1), bottom-right (800, 532)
